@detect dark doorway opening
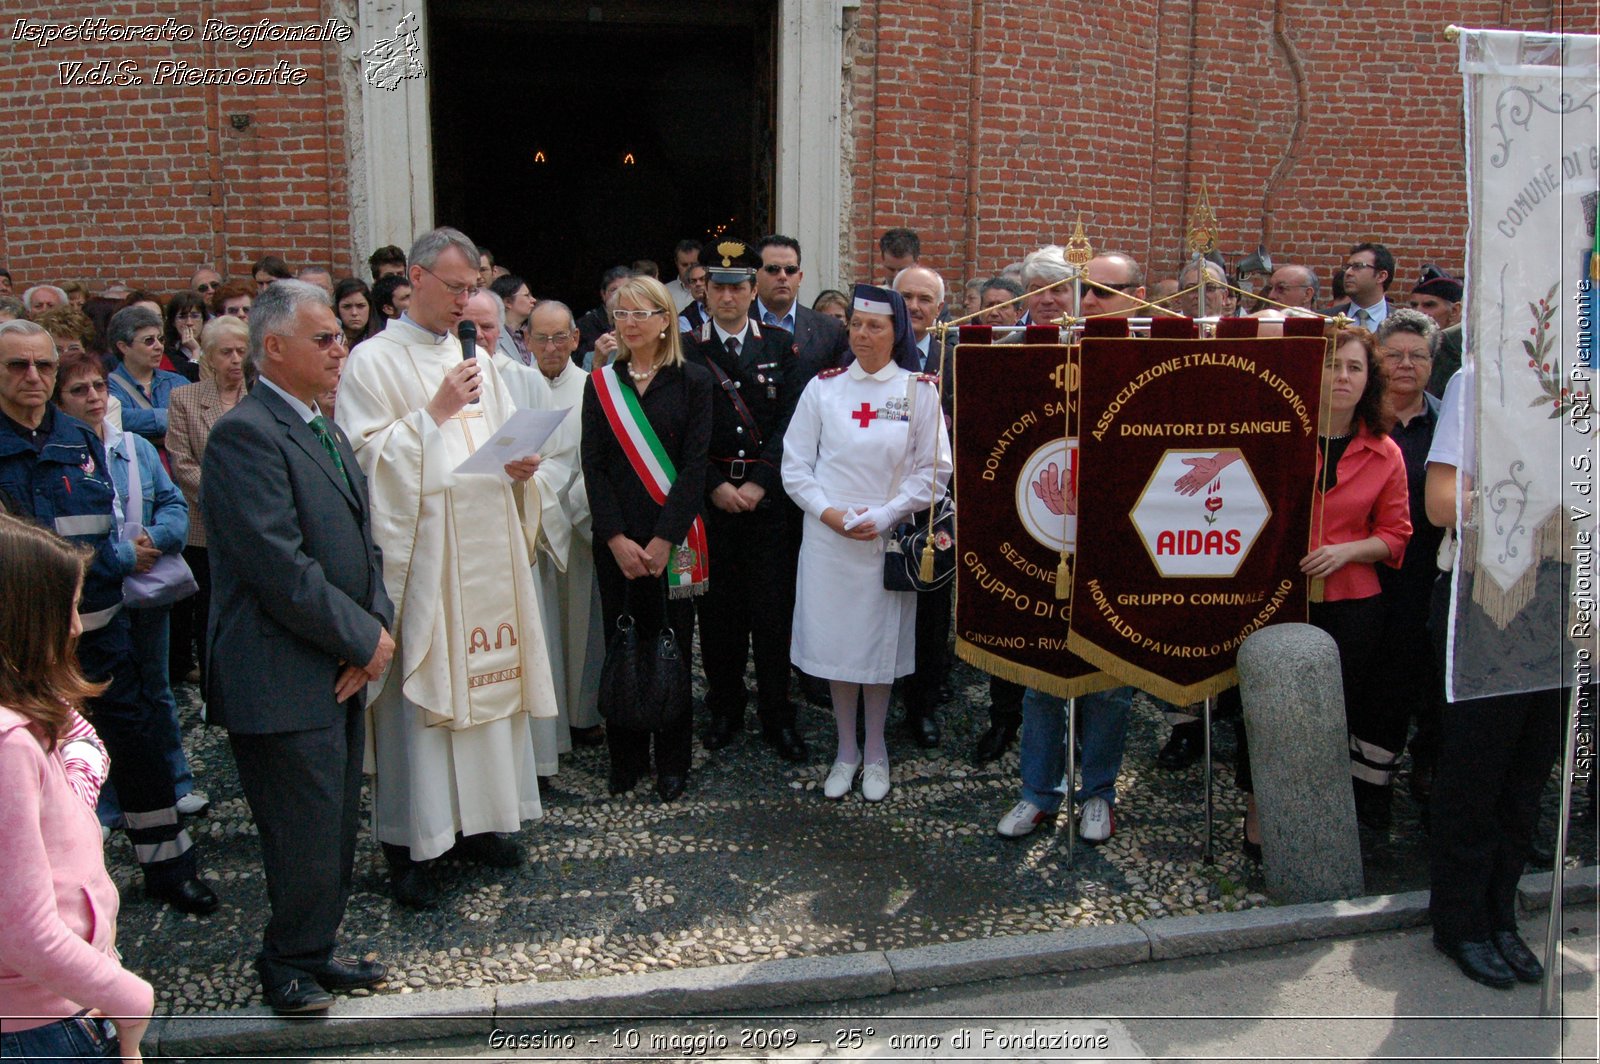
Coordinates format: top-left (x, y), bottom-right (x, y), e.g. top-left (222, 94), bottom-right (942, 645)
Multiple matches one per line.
top-left (429, 1), bottom-right (776, 315)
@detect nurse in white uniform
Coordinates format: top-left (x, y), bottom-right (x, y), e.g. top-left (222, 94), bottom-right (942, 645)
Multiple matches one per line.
top-left (781, 284), bottom-right (950, 802)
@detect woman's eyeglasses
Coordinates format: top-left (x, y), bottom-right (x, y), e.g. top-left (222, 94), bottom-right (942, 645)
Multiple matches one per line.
top-left (611, 309), bottom-right (663, 322)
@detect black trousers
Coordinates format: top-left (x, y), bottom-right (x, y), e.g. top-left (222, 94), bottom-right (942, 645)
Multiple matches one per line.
top-left (594, 542), bottom-right (695, 778)
top-left (168, 545), bottom-right (210, 688)
top-left (1376, 573), bottom-right (1441, 773)
top-left (229, 704), bottom-right (364, 987)
top-left (77, 614), bottom-right (194, 887)
top-left (904, 578), bottom-right (953, 718)
top-left (1428, 687), bottom-right (1563, 942)
top-left (989, 676), bottom-right (1025, 722)
top-left (696, 503), bottom-right (795, 730)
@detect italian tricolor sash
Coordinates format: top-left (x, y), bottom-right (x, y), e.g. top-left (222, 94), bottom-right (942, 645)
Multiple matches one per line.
top-left (592, 364), bottom-right (710, 598)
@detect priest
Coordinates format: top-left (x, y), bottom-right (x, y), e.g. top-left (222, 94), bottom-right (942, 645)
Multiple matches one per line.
top-left (337, 227), bottom-right (559, 909)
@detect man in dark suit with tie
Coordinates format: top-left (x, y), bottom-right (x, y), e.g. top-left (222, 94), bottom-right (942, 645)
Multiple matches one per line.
top-left (1323, 242), bottom-right (1397, 328)
top-left (751, 235), bottom-right (850, 369)
top-left (202, 280), bottom-right (396, 1015)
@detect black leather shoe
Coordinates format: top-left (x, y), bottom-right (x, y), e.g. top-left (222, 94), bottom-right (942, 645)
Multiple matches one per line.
top-left (316, 956), bottom-right (389, 992)
top-left (1490, 930), bottom-right (1544, 983)
top-left (1156, 722), bottom-right (1204, 770)
top-left (145, 876), bottom-right (220, 916)
top-left (656, 774), bottom-right (687, 802)
top-left (608, 764), bottom-right (641, 796)
top-left (451, 831), bottom-right (523, 868)
top-left (570, 724), bottom-right (606, 747)
top-left (1434, 936), bottom-right (1516, 989)
top-left (703, 716), bottom-right (741, 751)
top-left (262, 977), bottom-right (334, 1014)
top-left (390, 860), bottom-right (440, 910)
top-left (763, 725), bottom-right (808, 763)
top-left (973, 717), bottom-right (1020, 765)
top-left (910, 714), bottom-right (941, 748)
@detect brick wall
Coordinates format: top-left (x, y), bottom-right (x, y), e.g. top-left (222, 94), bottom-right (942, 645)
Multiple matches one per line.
top-left (0, 1), bottom-right (351, 292)
top-left (845, 0), bottom-right (1600, 296)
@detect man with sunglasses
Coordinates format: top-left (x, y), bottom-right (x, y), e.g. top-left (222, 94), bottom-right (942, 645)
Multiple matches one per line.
top-left (191, 266), bottom-right (223, 298)
top-left (1324, 242), bottom-right (1396, 328)
top-left (1261, 264), bottom-right (1319, 311)
top-left (752, 235), bottom-right (850, 370)
top-left (0, 319), bottom-right (219, 916)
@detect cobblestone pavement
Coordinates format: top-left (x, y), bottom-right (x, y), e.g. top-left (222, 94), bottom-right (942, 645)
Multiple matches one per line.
top-left (105, 660), bottom-right (1593, 1014)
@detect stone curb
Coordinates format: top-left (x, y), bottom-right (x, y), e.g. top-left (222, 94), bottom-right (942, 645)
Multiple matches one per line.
top-left (154, 870), bottom-right (1593, 1059)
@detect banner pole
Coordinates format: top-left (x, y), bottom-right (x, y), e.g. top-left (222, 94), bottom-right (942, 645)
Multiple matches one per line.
top-left (1064, 696), bottom-right (1077, 870)
top-left (1202, 695), bottom-right (1215, 865)
top-left (1539, 684), bottom-right (1581, 1015)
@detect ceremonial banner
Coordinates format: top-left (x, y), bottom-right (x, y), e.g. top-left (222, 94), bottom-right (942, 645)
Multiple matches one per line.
top-left (1452, 29), bottom-right (1597, 699)
top-left (1066, 336), bottom-right (1326, 703)
top-left (952, 341), bottom-right (1114, 698)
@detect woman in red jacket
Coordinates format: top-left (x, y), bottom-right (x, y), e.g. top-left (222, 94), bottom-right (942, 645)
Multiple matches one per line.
top-left (0, 515), bottom-right (153, 1062)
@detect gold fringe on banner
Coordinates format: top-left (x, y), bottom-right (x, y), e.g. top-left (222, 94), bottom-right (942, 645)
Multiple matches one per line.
top-left (1065, 632), bottom-right (1241, 707)
top-left (954, 640), bottom-right (1118, 700)
top-left (1464, 511), bottom-right (1568, 630)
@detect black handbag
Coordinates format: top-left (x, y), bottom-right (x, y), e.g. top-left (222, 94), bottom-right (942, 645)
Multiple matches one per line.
top-left (884, 494), bottom-right (956, 592)
top-left (597, 577), bottom-right (691, 733)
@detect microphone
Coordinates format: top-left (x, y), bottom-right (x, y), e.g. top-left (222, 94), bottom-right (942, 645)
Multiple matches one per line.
top-left (457, 320), bottom-right (479, 404)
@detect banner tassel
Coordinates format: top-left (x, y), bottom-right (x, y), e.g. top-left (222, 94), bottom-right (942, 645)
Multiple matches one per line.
top-left (918, 540), bottom-right (936, 584)
top-left (1055, 553), bottom-right (1071, 600)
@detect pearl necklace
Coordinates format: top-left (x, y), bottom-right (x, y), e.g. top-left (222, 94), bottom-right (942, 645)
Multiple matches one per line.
top-left (627, 363), bottom-right (657, 381)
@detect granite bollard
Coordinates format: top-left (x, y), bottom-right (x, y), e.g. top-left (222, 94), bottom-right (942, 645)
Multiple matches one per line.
top-left (1237, 623), bottom-right (1363, 903)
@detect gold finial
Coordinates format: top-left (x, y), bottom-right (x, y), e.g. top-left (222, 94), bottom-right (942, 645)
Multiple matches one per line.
top-left (1186, 178), bottom-right (1219, 257)
top-left (716, 240), bottom-right (745, 267)
top-left (1064, 221), bottom-right (1093, 268)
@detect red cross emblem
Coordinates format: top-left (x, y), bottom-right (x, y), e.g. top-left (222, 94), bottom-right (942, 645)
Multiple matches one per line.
top-left (851, 402), bottom-right (877, 428)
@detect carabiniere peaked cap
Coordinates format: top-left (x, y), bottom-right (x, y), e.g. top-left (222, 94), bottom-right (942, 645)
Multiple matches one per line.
top-left (700, 238), bottom-right (760, 284)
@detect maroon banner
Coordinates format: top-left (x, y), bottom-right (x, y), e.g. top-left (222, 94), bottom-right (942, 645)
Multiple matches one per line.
top-left (1067, 336), bottom-right (1327, 703)
top-left (952, 342), bottom-right (1114, 698)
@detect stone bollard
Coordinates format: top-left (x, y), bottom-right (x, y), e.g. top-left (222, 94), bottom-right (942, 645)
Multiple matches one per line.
top-left (1237, 623), bottom-right (1363, 904)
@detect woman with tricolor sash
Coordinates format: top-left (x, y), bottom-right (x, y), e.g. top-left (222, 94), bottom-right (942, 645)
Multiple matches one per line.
top-left (580, 276), bottom-right (713, 803)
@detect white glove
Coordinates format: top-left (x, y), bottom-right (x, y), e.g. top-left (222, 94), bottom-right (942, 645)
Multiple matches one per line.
top-left (843, 505), bottom-right (895, 533)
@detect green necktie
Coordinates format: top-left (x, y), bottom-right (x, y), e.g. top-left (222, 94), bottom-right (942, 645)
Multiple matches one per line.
top-left (309, 415), bottom-right (353, 492)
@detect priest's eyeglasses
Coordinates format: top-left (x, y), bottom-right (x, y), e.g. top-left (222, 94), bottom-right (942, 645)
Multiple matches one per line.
top-left (417, 264), bottom-right (481, 300)
top-left (612, 309), bottom-right (664, 321)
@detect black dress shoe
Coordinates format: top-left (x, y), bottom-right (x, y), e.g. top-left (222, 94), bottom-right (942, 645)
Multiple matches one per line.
top-left (973, 717), bottom-right (1020, 765)
top-left (1490, 930), bottom-right (1544, 983)
top-left (390, 860), bottom-right (441, 910)
top-left (910, 714), bottom-right (941, 748)
top-left (763, 725), bottom-right (808, 763)
top-left (1156, 722), bottom-right (1204, 770)
top-left (608, 764), bottom-right (641, 796)
top-left (703, 716), bottom-right (741, 751)
top-left (451, 831), bottom-right (523, 868)
top-left (145, 876), bottom-right (220, 916)
top-left (569, 724), bottom-right (606, 747)
top-left (1434, 936), bottom-right (1516, 989)
top-left (262, 977), bottom-right (334, 1015)
top-left (656, 774), bottom-right (687, 802)
top-left (316, 956), bottom-right (389, 992)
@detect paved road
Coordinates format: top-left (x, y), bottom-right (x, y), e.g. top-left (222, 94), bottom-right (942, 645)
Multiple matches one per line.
top-left (231, 905), bottom-right (1596, 1063)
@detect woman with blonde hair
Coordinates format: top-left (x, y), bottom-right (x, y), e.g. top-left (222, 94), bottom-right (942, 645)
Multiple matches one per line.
top-left (580, 276), bottom-right (713, 802)
top-left (164, 315), bottom-right (250, 690)
top-left (0, 515), bottom-right (154, 1062)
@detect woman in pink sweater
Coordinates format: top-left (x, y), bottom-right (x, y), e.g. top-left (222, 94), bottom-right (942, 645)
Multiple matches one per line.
top-left (0, 515), bottom-right (154, 1062)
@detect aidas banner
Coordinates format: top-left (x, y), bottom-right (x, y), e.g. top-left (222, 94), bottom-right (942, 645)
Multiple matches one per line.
top-left (951, 339), bottom-right (1114, 698)
top-left (1066, 336), bottom-right (1326, 703)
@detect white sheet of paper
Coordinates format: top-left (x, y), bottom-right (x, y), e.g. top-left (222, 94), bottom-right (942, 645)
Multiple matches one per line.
top-left (451, 406), bottom-right (571, 479)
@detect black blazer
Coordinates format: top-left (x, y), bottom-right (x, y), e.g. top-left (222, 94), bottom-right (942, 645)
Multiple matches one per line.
top-left (201, 385), bottom-right (392, 734)
top-left (751, 302), bottom-right (850, 370)
top-left (582, 361), bottom-right (714, 547)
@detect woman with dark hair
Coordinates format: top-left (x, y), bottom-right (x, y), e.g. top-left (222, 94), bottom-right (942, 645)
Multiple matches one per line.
top-left (0, 514), bottom-right (154, 1062)
top-left (208, 280), bottom-right (253, 321)
top-left (782, 284), bottom-right (950, 802)
top-left (333, 277), bottom-right (376, 349)
top-left (161, 291), bottom-right (209, 382)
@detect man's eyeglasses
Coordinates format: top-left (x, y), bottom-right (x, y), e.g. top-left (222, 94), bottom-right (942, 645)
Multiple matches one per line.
top-left (761, 264), bottom-right (801, 276)
top-left (1087, 282), bottom-right (1136, 295)
top-left (1268, 282), bottom-right (1313, 292)
top-left (529, 331), bottom-right (574, 346)
top-left (611, 308), bottom-right (663, 322)
top-left (418, 264), bottom-right (480, 299)
top-left (307, 331), bottom-right (348, 351)
top-left (195, 282), bottom-right (219, 293)
top-left (2, 358), bottom-right (58, 377)
top-left (1343, 262), bottom-right (1378, 273)
top-left (64, 379), bottom-right (109, 397)
top-left (1379, 348), bottom-right (1433, 365)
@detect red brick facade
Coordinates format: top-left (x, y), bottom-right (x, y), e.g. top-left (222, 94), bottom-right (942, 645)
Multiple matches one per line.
top-left (1, 2), bottom-right (1594, 296)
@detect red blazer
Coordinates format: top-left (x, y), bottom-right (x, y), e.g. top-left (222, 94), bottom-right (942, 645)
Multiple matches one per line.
top-left (1309, 426), bottom-right (1411, 602)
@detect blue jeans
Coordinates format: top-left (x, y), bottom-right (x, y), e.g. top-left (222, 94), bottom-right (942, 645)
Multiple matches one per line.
top-left (1018, 685), bottom-right (1133, 812)
top-left (0, 1014), bottom-right (120, 1063)
top-left (98, 604), bottom-right (193, 827)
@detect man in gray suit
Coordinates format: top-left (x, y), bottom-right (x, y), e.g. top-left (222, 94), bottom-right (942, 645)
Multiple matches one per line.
top-left (202, 280), bottom-right (396, 1014)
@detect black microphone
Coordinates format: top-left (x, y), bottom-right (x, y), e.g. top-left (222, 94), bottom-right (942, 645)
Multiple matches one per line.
top-left (457, 320), bottom-right (479, 404)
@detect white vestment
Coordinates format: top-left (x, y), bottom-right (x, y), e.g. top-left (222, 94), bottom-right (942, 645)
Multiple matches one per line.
top-left (542, 360), bottom-right (603, 731)
top-left (338, 319), bottom-right (558, 860)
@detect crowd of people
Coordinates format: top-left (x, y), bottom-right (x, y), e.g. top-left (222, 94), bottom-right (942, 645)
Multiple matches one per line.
top-left (0, 221), bottom-right (1582, 1056)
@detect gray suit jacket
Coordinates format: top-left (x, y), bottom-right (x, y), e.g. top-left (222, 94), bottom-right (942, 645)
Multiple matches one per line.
top-left (201, 385), bottom-right (393, 734)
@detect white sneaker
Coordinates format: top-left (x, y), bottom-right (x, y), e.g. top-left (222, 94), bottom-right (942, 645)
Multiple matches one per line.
top-left (997, 799), bottom-right (1053, 838)
top-left (176, 791), bottom-right (211, 817)
top-left (1078, 796), bottom-right (1114, 843)
top-left (823, 759), bottom-right (861, 800)
top-left (861, 762), bottom-right (891, 802)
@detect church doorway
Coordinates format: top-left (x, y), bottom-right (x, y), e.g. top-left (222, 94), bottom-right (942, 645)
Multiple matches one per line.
top-left (427, 0), bottom-right (777, 313)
